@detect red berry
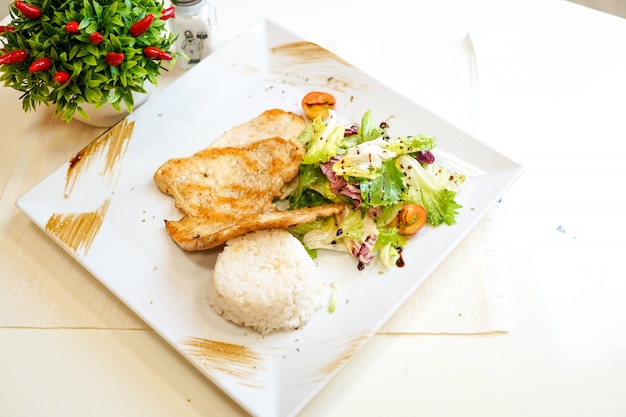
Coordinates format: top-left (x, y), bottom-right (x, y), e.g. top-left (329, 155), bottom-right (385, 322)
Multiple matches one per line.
top-left (129, 14), bottom-right (154, 37)
top-left (14, 1), bottom-right (41, 20)
top-left (54, 71), bottom-right (71, 84)
top-left (89, 31), bottom-right (103, 45)
top-left (65, 21), bottom-right (79, 33)
top-left (28, 57), bottom-right (52, 73)
top-left (105, 51), bottom-right (124, 66)
top-left (0, 49), bottom-right (28, 65)
top-left (160, 6), bottom-right (175, 20)
top-left (143, 46), bottom-right (172, 60)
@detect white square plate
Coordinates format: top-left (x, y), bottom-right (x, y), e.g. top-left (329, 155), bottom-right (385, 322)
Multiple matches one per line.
top-left (17, 18), bottom-right (523, 417)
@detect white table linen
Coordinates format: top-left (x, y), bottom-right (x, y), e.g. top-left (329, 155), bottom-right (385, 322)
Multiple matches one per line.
top-left (1, 0), bottom-right (625, 416)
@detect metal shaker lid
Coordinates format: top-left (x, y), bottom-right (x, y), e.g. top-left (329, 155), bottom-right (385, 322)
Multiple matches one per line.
top-left (170, 0), bottom-right (204, 6)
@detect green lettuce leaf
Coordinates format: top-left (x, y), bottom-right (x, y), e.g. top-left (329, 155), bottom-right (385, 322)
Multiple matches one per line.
top-left (359, 159), bottom-right (405, 207)
top-left (396, 155), bottom-right (462, 226)
top-left (299, 110), bottom-right (345, 165)
top-left (332, 135), bottom-right (437, 179)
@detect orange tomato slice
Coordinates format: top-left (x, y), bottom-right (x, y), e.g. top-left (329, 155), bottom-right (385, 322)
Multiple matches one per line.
top-left (301, 91), bottom-right (336, 119)
top-left (390, 204), bottom-right (427, 235)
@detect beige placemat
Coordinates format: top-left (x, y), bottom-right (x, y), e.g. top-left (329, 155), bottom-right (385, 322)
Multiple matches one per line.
top-left (0, 113), bottom-right (508, 332)
top-left (379, 209), bottom-right (509, 334)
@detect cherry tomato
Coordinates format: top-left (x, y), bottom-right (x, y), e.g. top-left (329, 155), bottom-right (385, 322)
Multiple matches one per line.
top-left (301, 91), bottom-right (336, 119)
top-left (389, 204), bottom-right (427, 235)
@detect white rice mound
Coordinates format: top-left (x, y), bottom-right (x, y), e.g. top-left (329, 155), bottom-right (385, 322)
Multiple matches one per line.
top-left (206, 229), bottom-right (327, 335)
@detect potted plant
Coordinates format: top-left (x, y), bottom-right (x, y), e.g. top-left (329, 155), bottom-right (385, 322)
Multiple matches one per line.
top-left (0, 0), bottom-right (177, 124)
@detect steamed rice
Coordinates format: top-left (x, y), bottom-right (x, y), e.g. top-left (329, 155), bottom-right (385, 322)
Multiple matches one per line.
top-left (206, 229), bottom-right (326, 335)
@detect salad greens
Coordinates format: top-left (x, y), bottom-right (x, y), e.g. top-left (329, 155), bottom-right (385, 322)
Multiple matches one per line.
top-left (286, 109), bottom-right (467, 269)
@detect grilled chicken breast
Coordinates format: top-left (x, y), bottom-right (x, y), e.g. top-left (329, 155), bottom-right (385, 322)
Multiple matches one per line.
top-left (209, 108), bottom-right (307, 148)
top-left (154, 110), bottom-right (346, 251)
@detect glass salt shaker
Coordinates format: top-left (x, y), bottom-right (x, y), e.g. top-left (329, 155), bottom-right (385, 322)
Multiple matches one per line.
top-left (169, 0), bottom-right (218, 70)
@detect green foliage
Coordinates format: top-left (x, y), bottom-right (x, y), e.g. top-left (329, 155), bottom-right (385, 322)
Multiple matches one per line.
top-left (0, 0), bottom-right (177, 122)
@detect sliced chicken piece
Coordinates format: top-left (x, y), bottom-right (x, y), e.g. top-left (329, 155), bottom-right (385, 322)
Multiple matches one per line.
top-left (154, 110), bottom-right (346, 251)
